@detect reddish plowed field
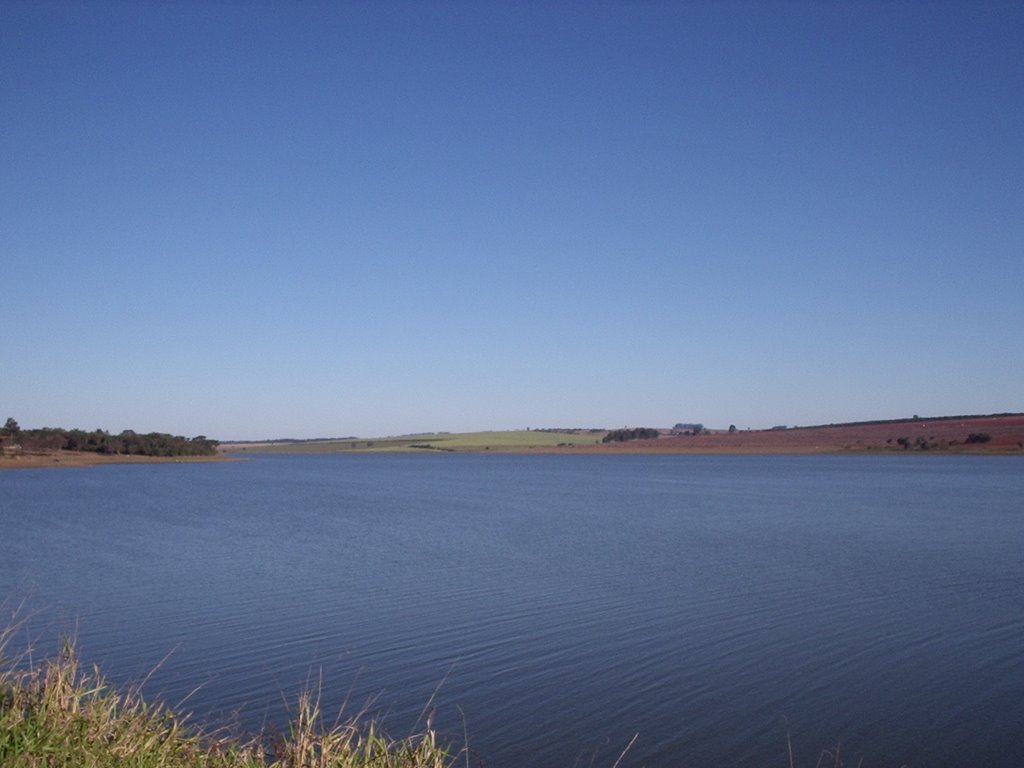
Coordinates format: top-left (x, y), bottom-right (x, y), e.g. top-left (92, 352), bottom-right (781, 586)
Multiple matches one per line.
top-left (546, 415), bottom-right (1024, 454)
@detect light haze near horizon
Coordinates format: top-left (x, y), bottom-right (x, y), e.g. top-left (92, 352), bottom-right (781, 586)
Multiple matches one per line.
top-left (4, 2), bottom-right (1022, 441)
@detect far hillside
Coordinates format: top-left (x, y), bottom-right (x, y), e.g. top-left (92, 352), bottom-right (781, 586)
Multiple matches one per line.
top-left (595, 413), bottom-right (1024, 455)
top-left (226, 429), bottom-right (605, 454)
top-left (224, 414), bottom-right (1024, 455)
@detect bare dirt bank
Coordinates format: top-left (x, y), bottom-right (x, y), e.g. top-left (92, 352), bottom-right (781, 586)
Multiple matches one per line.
top-left (0, 451), bottom-right (233, 470)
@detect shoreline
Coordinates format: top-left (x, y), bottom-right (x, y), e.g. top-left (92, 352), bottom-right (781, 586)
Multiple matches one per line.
top-left (0, 451), bottom-right (233, 470)
top-left (224, 443), bottom-right (1024, 457)
top-left (224, 414), bottom-right (1024, 457)
top-left (8, 414), bottom-right (1022, 466)
top-left (490, 444), bottom-right (1024, 456)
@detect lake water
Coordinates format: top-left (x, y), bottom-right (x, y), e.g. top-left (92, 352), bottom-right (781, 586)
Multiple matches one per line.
top-left (2, 454), bottom-right (1022, 767)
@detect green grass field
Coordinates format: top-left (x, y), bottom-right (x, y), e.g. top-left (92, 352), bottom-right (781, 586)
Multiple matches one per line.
top-left (230, 429), bottom-right (607, 454)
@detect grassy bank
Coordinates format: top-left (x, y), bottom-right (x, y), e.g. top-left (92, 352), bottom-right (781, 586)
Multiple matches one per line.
top-left (0, 629), bottom-right (455, 768)
top-left (226, 429), bottom-right (602, 454)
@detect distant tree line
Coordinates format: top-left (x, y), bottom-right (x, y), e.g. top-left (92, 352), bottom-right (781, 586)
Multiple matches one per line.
top-left (1, 417), bottom-right (218, 456)
top-left (602, 427), bottom-right (660, 443)
top-left (672, 423), bottom-right (705, 435)
top-left (892, 432), bottom-right (993, 451)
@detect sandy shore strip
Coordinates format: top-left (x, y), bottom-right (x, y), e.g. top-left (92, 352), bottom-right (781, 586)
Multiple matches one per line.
top-left (0, 451), bottom-right (234, 470)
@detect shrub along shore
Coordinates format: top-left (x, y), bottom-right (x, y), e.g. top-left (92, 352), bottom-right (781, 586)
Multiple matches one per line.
top-left (1, 417), bottom-right (219, 457)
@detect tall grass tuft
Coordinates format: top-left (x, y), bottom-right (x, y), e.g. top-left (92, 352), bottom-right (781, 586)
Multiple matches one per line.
top-left (0, 625), bottom-right (455, 768)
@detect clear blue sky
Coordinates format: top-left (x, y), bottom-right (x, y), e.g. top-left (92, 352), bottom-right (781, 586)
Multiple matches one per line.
top-left (3, 2), bottom-right (1022, 440)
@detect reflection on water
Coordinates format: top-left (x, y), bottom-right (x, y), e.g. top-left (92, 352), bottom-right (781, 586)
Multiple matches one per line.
top-left (3, 454), bottom-right (1022, 767)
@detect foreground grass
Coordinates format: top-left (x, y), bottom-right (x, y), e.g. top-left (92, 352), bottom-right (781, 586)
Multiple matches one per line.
top-left (0, 624), bottom-right (885, 768)
top-left (0, 633), bottom-right (454, 768)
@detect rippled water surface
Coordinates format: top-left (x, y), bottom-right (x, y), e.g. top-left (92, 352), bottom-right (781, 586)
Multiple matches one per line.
top-left (3, 454), bottom-right (1022, 766)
